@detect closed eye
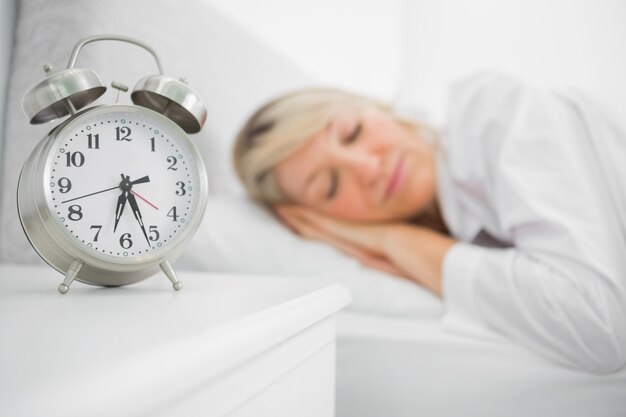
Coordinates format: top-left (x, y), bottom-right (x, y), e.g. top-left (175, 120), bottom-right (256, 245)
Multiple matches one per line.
top-left (343, 122), bottom-right (362, 145)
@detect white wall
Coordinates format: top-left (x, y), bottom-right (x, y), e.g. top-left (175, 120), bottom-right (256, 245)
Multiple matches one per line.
top-left (201, 0), bottom-right (626, 124)
top-left (203, 0), bottom-right (402, 101)
top-left (398, 0), bottom-right (626, 124)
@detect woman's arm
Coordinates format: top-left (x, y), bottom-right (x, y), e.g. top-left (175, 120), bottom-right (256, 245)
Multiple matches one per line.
top-left (442, 243), bottom-right (626, 374)
top-left (276, 203), bottom-right (626, 374)
top-left (436, 71), bottom-right (626, 374)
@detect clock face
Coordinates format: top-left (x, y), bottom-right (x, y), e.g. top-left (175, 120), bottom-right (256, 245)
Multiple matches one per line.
top-left (43, 106), bottom-right (204, 262)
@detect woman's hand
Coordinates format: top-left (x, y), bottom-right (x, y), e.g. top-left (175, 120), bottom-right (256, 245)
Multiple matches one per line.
top-left (274, 205), bottom-right (405, 277)
top-left (274, 204), bottom-right (457, 298)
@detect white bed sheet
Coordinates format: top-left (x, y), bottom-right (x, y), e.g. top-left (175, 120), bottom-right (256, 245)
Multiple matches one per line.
top-left (335, 312), bottom-right (626, 417)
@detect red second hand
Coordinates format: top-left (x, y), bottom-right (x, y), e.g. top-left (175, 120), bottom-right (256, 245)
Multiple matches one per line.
top-left (130, 189), bottom-right (159, 210)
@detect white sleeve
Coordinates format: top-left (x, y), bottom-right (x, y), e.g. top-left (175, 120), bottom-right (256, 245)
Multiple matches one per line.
top-left (443, 243), bottom-right (626, 374)
top-left (441, 72), bottom-right (626, 374)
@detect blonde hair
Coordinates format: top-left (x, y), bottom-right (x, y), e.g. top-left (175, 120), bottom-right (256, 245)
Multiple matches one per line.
top-left (233, 87), bottom-right (436, 205)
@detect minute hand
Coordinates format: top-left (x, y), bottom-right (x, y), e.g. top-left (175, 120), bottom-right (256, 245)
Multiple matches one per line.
top-left (127, 192), bottom-right (151, 247)
top-left (61, 185), bottom-right (119, 204)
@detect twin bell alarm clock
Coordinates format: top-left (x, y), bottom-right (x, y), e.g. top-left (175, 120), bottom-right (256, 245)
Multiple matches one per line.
top-left (17, 35), bottom-right (209, 294)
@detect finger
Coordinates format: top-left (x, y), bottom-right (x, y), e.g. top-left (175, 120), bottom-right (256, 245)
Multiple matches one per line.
top-left (276, 205), bottom-right (386, 257)
top-left (289, 218), bottom-right (374, 259)
top-left (275, 205), bottom-right (324, 228)
top-left (297, 209), bottom-right (385, 255)
top-left (320, 233), bottom-right (405, 278)
top-left (275, 206), bottom-right (339, 242)
top-left (359, 256), bottom-right (406, 278)
top-left (279, 215), bottom-right (305, 236)
top-left (319, 232), bottom-right (374, 260)
top-left (289, 206), bottom-right (331, 229)
top-left (292, 218), bottom-right (338, 244)
top-left (281, 211), bottom-right (405, 277)
top-left (274, 205), bottom-right (306, 233)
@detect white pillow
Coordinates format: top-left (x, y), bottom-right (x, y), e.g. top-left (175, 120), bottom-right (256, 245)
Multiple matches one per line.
top-left (1, 0), bottom-right (312, 263)
top-left (175, 196), bottom-right (444, 316)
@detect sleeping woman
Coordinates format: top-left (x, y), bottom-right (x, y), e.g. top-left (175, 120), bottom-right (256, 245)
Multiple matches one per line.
top-left (232, 71), bottom-right (626, 374)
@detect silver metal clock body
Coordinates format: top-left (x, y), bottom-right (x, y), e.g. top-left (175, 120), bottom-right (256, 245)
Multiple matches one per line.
top-left (17, 104), bottom-right (208, 288)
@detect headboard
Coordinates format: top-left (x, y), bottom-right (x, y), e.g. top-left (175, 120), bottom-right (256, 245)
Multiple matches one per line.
top-left (0, 0), bottom-right (17, 207)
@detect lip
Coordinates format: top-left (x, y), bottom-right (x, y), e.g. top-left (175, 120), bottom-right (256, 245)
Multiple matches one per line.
top-left (384, 156), bottom-right (406, 200)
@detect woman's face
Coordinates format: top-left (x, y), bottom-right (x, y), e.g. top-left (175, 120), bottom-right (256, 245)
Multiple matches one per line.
top-left (274, 106), bottom-right (437, 222)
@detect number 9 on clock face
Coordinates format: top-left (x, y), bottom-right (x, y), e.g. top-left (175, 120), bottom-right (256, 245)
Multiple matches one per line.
top-left (43, 105), bottom-right (206, 261)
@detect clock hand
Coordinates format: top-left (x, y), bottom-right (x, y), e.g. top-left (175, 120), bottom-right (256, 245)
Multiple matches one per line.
top-left (131, 175), bottom-right (150, 185)
top-left (127, 191), bottom-right (151, 247)
top-left (113, 174), bottom-right (130, 232)
top-left (129, 189), bottom-right (159, 210)
top-left (61, 185), bottom-right (119, 204)
top-left (113, 190), bottom-right (128, 233)
top-left (60, 175), bottom-right (150, 204)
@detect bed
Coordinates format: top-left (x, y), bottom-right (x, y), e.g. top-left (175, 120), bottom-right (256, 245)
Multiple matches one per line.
top-left (183, 195), bottom-right (626, 417)
top-left (336, 313), bottom-right (626, 417)
top-left (1, 1), bottom-right (625, 416)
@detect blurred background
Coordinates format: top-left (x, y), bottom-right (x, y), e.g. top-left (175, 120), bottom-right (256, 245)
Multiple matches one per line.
top-left (2, 0), bottom-right (626, 263)
top-left (206, 0), bottom-right (626, 125)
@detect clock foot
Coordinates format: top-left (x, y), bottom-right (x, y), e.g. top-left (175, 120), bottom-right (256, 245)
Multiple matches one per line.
top-left (160, 261), bottom-right (183, 291)
top-left (58, 259), bottom-right (84, 294)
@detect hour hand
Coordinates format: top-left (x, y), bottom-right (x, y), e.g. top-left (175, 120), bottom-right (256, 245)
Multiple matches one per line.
top-left (127, 192), bottom-right (151, 247)
top-left (131, 175), bottom-right (150, 185)
top-left (113, 191), bottom-right (127, 232)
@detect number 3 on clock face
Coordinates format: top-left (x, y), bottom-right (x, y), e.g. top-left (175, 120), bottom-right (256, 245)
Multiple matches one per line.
top-left (45, 106), bottom-right (204, 260)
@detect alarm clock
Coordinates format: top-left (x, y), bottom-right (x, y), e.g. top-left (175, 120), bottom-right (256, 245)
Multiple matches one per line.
top-left (17, 35), bottom-right (209, 294)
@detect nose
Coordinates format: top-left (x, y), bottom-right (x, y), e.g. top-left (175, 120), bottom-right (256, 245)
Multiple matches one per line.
top-left (332, 148), bottom-right (382, 186)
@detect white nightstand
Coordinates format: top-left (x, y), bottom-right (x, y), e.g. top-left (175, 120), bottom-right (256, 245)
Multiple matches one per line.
top-left (0, 264), bottom-right (351, 417)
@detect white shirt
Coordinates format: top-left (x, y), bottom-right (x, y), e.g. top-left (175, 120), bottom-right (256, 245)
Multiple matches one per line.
top-left (436, 72), bottom-right (626, 374)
